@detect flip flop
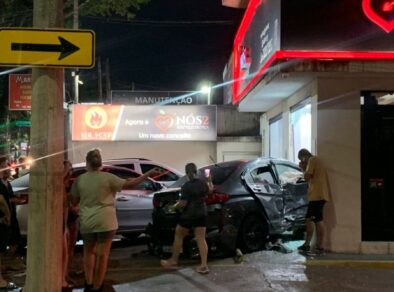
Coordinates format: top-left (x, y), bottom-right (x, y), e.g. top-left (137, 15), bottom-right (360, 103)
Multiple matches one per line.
top-left (195, 266), bottom-right (210, 275)
top-left (160, 259), bottom-right (179, 270)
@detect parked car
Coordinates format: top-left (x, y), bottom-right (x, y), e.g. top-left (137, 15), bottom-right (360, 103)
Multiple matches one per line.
top-left (11, 164), bottom-right (165, 239)
top-left (148, 158), bottom-right (308, 257)
top-left (102, 158), bottom-right (184, 187)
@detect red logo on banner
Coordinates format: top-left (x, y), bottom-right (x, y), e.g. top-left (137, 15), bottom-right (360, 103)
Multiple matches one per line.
top-left (154, 110), bottom-right (174, 132)
top-left (84, 106), bottom-right (107, 129)
top-left (362, 0), bottom-right (394, 33)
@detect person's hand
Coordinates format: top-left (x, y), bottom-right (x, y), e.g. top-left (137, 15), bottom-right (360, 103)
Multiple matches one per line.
top-left (146, 167), bottom-right (163, 178)
top-left (2, 215), bottom-right (11, 226)
top-left (175, 199), bottom-right (187, 208)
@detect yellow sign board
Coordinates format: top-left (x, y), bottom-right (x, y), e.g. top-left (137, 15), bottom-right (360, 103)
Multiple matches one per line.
top-left (0, 28), bottom-right (95, 68)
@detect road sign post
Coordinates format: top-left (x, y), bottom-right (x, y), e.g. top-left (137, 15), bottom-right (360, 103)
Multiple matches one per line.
top-left (0, 28), bottom-right (95, 67)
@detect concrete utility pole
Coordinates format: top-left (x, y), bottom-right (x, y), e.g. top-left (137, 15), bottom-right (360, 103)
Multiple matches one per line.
top-left (25, 0), bottom-right (65, 291)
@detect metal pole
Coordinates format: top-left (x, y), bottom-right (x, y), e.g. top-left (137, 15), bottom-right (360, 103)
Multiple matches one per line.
top-left (74, 0), bottom-right (79, 103)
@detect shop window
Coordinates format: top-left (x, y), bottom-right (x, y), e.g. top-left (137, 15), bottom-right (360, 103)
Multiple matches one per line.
top-left (269, 115), bottom-right (283, 159)
top-left (290, 100), bottom-right (311, 162)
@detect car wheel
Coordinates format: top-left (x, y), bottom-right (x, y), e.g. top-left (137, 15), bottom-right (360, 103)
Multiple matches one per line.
top-left (238, 215), bottom-right (269, 253)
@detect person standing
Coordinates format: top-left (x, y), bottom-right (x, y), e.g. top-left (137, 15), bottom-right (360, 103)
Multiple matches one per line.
top-left (0, 158), bottom-right (25, 271)
top-left (297, 149), bottom-right (330, 255)
top-left (161, 163), bottom-right (213, 274)
top-left (70, 149), bottom-right (161, 291)
top-left (0, 158), bottom-right (18, 291)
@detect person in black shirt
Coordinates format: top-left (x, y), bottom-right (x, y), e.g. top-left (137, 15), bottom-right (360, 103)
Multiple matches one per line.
top-left (161, 163), bottom-right (213, 274)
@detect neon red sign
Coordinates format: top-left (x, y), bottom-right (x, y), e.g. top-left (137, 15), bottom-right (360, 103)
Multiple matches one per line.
top-left (232, 0), bottom-right (394, 105)
top-left (362, 0), bottom-right (394, 33)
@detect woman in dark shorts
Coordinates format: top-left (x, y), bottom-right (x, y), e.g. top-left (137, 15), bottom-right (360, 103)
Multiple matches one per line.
top-left (161, 163), bottom-right (213, 274)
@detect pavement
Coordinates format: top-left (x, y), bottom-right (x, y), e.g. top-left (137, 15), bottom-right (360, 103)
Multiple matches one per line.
top-left (4, 239), bottom-right (394, 291)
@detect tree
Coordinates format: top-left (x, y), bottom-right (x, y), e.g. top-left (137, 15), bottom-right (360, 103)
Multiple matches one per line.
top-left (0, 0), bottom-right (150, 27)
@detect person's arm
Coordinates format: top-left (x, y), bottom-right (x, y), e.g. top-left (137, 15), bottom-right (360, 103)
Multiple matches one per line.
top-left (122, 167), bottom-right (162, 189)
top-left (0, 194), bottom-right (11, 225)
top-left (69, 179), bottom-right (80, 206)
top-left (303, 157), bottom-right (315, 181)
top-left (206, 175), bottom-right (214, 194)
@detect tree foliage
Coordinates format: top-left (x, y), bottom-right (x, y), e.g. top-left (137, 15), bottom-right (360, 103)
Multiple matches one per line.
top-left (0, 0), bottom-right (150, 27)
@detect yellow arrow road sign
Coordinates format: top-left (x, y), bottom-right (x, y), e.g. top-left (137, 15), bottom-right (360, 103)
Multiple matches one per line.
top-left (0, 28), bottom-right (95, 68)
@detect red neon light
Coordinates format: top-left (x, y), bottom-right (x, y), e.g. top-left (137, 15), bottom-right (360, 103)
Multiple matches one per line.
top-left (362, 0), bottom-right (394, 33)
top-left (233, 0), bottom-right (262, 105)
top-left (232, 0), bottom-right (394, 105)
top-left (276, 50), bottom-right (394, 60)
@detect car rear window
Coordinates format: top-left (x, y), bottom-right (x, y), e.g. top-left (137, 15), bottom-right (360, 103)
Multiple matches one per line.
top-left (171, 163), bottom-right (240, 187)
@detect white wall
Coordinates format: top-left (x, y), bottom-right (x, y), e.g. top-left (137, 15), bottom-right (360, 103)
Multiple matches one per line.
top-left (216, 140), bottom-right (262, 162)
top-left (317, 74), bottom-right (394, 253)
top-left (70, 141), bottom-right (216, 172)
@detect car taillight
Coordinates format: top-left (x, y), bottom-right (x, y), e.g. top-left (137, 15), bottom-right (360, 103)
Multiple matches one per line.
top-left (15, 194), bottom-right (28, 205)
top-left (205, 192), bottom-right (230, 205)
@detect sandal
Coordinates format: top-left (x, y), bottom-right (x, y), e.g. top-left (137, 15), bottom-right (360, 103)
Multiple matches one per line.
top-left (0, 281), bottom-right (19, 291)
top-left (195, 266), bottom-right (210, 275)
top-left (160, 259), bottom-right (179, 270)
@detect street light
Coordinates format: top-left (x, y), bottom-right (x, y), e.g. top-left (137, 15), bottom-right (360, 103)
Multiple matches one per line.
top-left (201, 85), bottom-right (211, 105)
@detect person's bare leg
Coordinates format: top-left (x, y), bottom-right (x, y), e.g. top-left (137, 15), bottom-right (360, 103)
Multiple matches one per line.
top-left (315, 221), bottom-right (325, 249)
top-left (66, 220), bottom-right (79, 279)
top-left (62, 230), bottom-right (69, 287)
top-left (304, 218), bottom-right (315, 247)
top-left (169, 225), bottom-right (189, 264)
top-left (194, 227), bottom-right (208, 268)
top-left (92, 238), bottom-right (113, 290)
top-left (83, 241), bottom-right (97, 285)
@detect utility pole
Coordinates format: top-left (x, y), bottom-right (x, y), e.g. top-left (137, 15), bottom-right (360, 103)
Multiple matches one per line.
top-left (25, 0), bottom-right (64, 291)
top-left (105, 58), bottom-right (111, 103)
top-left (98, 56), bottom-right (103, 102)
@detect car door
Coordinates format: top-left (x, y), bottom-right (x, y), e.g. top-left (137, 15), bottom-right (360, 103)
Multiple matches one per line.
top-left (109, 169), bottom-right (156, 233)
top-left (272, 163), bottom-right (308, 223)
top-left (243, 164), bottom-right (285, 231)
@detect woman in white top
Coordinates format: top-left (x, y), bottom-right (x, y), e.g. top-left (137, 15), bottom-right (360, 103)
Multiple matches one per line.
top-left (71, 149), bottom-right (160, 291)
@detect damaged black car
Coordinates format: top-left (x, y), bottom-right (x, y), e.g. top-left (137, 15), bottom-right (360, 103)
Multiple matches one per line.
top-left (148, 158), bottom-right (308, 257)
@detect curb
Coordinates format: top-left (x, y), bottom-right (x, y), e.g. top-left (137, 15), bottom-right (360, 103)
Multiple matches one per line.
top-left (305, 259), bottom-right (394, 269)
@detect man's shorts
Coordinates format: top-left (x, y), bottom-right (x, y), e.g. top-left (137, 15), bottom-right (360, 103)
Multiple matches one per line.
top-left (305, 200), bottom-right (326, 222)
top-left (81, 230), bottom-right (116, 243)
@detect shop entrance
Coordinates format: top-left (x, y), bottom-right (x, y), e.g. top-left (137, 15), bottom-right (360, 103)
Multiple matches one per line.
top-left (361, 91), bottom-right (394, 241)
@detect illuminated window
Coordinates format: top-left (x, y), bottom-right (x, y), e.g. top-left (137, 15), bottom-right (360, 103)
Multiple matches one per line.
top-left (269, 115), bottom-right (283, 159)
top-left (290, 100), bottom-right (311, 162)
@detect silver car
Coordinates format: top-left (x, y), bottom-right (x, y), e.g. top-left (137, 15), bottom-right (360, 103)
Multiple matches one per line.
top-left (102, 158), bottom-right (184, 187)
top-left (11, 165), bottom-right (165, 239)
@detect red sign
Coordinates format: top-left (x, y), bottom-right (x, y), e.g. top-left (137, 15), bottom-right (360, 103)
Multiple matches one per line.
top-left (363, 0), bottom-right (394, 33)
top-left (9, 74), bottom-right (32, 110)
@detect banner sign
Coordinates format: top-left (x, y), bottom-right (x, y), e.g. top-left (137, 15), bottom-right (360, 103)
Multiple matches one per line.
top-left (233, 0), bottom-right (394, 104)
top-left (110, 90), bottom-right (205, 105)
top-left (9, 74), bottom-right (32, 110)
top-left (72, 105), bottom-right (217, 141)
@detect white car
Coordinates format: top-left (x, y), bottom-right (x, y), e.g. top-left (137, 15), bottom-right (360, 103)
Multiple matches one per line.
top-left (102, 158), bottom-right (183, 187)
top-left (11, 165), bottom-right (165, 239)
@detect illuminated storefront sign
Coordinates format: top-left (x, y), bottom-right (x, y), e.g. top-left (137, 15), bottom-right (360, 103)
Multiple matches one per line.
top-left (72, 105), bottom-right (217, 141)
top-left (9, 74), bottom-right (32, 110)
top-left (233, 0), bottom-right (394, 104)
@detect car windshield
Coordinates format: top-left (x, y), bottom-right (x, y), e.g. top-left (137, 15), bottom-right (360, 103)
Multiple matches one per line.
top-left (171, 162), bottom-right (241, 187)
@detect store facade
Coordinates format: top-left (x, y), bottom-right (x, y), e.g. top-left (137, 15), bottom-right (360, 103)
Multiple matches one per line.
top-left (226, 0), bottom-right (394, 253)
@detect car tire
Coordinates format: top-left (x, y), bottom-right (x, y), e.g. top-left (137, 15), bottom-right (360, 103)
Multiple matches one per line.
top-left (238, 214), bottom-right (269, 253)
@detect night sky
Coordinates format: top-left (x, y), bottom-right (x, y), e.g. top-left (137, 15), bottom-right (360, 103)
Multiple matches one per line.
top-left (77, 0), bottom-right (244, 103)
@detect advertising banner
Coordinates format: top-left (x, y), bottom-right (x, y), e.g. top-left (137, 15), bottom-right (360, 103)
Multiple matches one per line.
top-left (72, 105), bottom-right (217, 141)
top-left (9, 74), bottom-right (32, 110)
